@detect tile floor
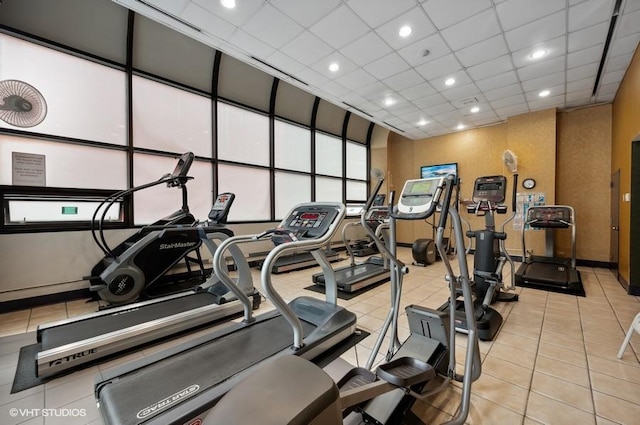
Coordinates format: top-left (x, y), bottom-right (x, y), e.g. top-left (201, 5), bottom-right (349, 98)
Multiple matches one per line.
top-left (1, 248), bottom-right (639, 424)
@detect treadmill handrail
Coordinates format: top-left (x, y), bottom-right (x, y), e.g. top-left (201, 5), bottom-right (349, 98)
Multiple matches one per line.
top-left (213, 202), bottom-right (346, 349)
top-left (261, 202), bottom-right (346, 350)
top-left (520, 205), bottom-right (577, 269)
top-left (212, 234), bottom-right (262, 324)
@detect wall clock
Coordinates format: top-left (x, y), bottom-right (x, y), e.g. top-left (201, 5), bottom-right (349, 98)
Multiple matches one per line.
top-left (522, 178), bottom-right (536, 189)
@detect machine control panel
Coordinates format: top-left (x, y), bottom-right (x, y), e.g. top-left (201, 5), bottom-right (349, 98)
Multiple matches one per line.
top-left (272, 204), bottom-right (340, 244)
top-left (365, 206), bottom-right (390, 222)
top-left (527, 206), bottom-right (572, 228)
top-left (207, 192), bottom-right (235, 224)
top-left (396, 177), bottom-right (444, 218)
top-left (167, 152), bottom-right (194, 187)
top-left (472, 175), bottom-right (507, 203)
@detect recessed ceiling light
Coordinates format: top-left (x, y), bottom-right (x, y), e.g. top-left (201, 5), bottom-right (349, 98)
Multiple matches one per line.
top-left (417, 119), bottom-right (429, 126)
top-left (539, 89), bottom-right (551, 97)
top-left (530, 48), bottom-right (548, 60)
top-left (384, 97), bottom-right (396, 107)
top-left (220, 0), bottom-right (236, 9)
top-left (445, 77), bottom-right (456, 86)
top-left (457, 124), bottom-right (465, 130)
top-left (399, 25), bottom-right (413, 38)
top-left (328, 62), bottom-right (339, 72)
top-left (470, 106), bottom-right (480, 113)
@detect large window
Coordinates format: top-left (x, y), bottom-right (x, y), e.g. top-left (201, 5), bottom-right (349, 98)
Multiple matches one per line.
top-left (218, 164), bottom-right (270, 221)
top-left (275, 171), bottom-right (311, 220)
top-left (315, 133), bottom-right (343, 177)
top-left (0, 34), bottom-right (127, 145)
top-left (132, 76), bottom-right (212, 157)
top-left (0, 135), bottom-right (127, 189)
top-left (217, 102), bottom-right (269, 166)
top-left (0, 29), bottom-right (372, 232)
top-left (274, 120), bottom-right (311, 172)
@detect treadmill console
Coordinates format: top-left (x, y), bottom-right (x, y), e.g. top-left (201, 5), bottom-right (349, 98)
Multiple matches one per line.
top-left (272, 205), bottom-right (340, 245)
top-left (527, 206), bottom-right (572, 228)
top-left (396, 177), bottom-right (444, 219)
top-left (365, 206), bottom-right (390, 222)
top-left (207, 192), bottom-right (235, 224)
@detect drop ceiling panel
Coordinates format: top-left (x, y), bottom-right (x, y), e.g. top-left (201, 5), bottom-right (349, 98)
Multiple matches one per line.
top-left (181, 3), bottom-right (236, 39)
top-left (340, 32), bottom-right (394, 67)
top-left (365, 52), bottom-right (411, 80)
top-left (192, 0), bottom-right (264, 26)
top-left (346, 0), bottom-right (416, 28)
top-left (456, 35), bottom-right (509, 68)
top-left (496, 0), bottom-right (566, 32)
top-left (242, 4), bottom-right (303, 49)
top-left (440, 9), bottom-right (502, 51)
top-left (421, 0), bottom-right (493, 30)
top-left (374, 7), bottom-right (437, 50)
top-left (415, 54), bottom-right (462, 80)
top-left (397, 33), bottom-right (451, 67)
top-left (466, 55), bottom-right (515, 81)
top-left (504, 11), bottom-right (566, 51)
top-left (270, 0), bottom-right (342, 27)
top-left (568, 22), bottom-right (610, 53)
top-left (308, 5), bottom-right (369, 49)
top-left (280, 31), bottom-right (333, 66)
top-left (511, 36), bottom-right (566, 68)
top-left (568, 0), bottom-right (614, 31)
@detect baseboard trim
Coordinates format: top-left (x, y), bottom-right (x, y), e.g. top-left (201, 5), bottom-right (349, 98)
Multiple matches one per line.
top-left (0, 289), bottom-right (92, 314)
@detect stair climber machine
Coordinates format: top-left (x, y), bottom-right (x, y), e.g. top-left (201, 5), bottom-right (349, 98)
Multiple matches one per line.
top-left (94, 201), bottom-right (359, 425)
top-left (87, 152), bottom-right (241, 305)
top-left (203, 172), bottom-right (482, 425)
top-left (28, 154), bottom-right (261, 379)
top-left (312, 203), bottom-right (391, 293)
top-left (440, 175), bottom-right (520, 341)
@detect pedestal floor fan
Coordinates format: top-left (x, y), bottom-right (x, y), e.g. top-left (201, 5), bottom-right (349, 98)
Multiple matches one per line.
top-left (0, 79), bottom-right (47, 128)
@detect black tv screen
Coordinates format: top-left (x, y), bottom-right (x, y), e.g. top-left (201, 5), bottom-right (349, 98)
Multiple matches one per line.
top-left (420, 163), bottom-right (458, 183)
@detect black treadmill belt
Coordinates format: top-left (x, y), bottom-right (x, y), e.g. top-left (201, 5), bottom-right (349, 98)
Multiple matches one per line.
top-left (41, 292), bottom-right (216, 350)
top-left (99, 315), bottom-right (316, 425)
top-left (316, 263), bottom-right (385, 284)
top-left (524, 262), bottom-right (570, 285)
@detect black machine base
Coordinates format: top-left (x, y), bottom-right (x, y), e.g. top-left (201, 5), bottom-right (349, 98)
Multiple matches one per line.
top-left (515, 258), bottom-right (585, 297)
top-left (439, 300), bottom-right (503, 341)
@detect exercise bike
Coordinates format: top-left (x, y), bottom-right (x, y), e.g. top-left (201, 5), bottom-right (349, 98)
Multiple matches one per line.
top-left (440, 174), bottom-right (519, 341)
top-left (86, 152), bottom-right (237, 305)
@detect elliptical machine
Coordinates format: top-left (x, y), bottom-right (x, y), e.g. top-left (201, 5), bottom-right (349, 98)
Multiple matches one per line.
top-left (441, 174), bottom-right (519, 341)
top-left (203, 172), bottom-right (481, 425)
top-left (86, 152), bottom-right (237, 305)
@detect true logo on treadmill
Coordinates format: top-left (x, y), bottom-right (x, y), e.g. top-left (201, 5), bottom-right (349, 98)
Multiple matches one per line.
top-left (49, 348), bottom-right (98, 367)
top-left (136, 385), bottom-right (200, 419)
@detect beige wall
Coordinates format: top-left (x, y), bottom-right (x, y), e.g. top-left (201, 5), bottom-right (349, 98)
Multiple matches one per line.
top-left (556, 105), bottom-right (612, 262)
top-left (386, 106), bottom-right (612, 263)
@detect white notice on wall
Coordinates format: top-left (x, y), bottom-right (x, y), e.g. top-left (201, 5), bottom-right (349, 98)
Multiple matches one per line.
top-left (12, 152), bottom-right (46, 186)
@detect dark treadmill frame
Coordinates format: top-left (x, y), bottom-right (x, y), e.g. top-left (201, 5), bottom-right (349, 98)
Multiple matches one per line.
top-left (36, 288), bottom-right (260, 378)
top-left (312, 258), bottom-right (390, 293)
top-left (269, 248), bottom-right (341, 274)
top-left (515, 205), bottom-right (584, 296)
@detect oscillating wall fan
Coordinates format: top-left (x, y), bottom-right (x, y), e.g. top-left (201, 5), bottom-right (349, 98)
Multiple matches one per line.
top-left (503, 149), bottom-right (518, 173)
top-left (0, 79), bottom-right (48, 128)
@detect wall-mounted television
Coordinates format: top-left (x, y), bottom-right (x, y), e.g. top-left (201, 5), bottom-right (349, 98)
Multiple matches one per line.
top-left (420, 162), bottom-right (458, 183)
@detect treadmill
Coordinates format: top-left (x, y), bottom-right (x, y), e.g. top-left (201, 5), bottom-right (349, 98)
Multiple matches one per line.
top-left (266, 244), bottom-right (341, 274)
top-left (515, 205), bottom-right (584, 295)
top-left (94, 202), bottom-right (358, 425)
top-left (33, 228), bottom-right (260, 379)
top-left (312, 205), bottom-right (390, 293)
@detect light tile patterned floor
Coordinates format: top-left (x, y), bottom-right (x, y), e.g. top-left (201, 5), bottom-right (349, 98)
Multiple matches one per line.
top-left (1, 248), bottom-right (639, 424)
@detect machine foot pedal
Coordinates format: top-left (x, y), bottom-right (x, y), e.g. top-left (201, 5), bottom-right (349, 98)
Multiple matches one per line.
top-left (376, 357), bottom-right (435, 387)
